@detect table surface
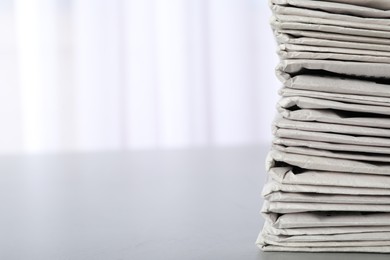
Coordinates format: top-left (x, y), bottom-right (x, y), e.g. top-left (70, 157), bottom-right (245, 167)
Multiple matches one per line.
top-left (1, 145), bottom-right (390, 260)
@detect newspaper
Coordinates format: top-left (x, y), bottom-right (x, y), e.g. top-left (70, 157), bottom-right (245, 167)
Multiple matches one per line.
top-left (259, 245), bottom-right (390, 253)
top-left (270, 0), bottom-right (390, 18)
top-left (265, 191), bottom-right (390, 204)
top-left (263, 231), bottom-right (390, 242)
top-left (259, 238), bottom-right (390, 249)
top-left (274, 14), bottom-right (390, 32)
top-left (279, 88), bottom-right (390, 106)
top-left (271, 6), bottom-right (390, 27)
top-left (281, 74), bottom-right (390, 97)
top-left (278, 43), bottom-right (390, 57)
top-left (259, 0), bottom-right (390, 253)
top-left (274, 137), bottom-right (390, 154)
top-left (262, 178), bottom-right (390, 196)
top-left (278, 50), bottom-right (390, 63)
top-left (275, 33), bottom-right (390, 52)
top-left (277, 108), bottom-right (390, 128)
top-left (267, 166), bottom-right (390, 189)
top-left (263, 222), bottom-right (390, 236)
top-left (278, 29), bottom-right (390, 44)
top-left (273, 144), bottom-right (390, 162)
top-left (273, 127), bottom-right (390, 147)
top-left (268, 211), bottom-right (390, 229)
top-left (271, 17), bottom-right (390, 38)
top-left (266, 150), bottom-right (390, 175)
top-left (277, 59), bottom-right (390, 78)
top-left (278, 96), bottom-right (390, 116)
top-left (274, 117), bottom-right (390, 137)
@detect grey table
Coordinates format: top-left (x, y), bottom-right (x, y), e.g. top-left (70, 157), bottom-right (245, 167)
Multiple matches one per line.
top-left (1, 145), bottom-right (389, 259)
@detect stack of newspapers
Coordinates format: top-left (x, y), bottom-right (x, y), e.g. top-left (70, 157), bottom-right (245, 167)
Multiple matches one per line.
top-left (257, 0), bottom-right (390, 253)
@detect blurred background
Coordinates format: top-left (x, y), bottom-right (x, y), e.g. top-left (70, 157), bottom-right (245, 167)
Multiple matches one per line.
top-left (0, 0), bottom-right (279, 154)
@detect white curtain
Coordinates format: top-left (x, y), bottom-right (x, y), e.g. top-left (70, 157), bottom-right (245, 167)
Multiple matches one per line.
top-left (0, 0), bottom-right (279, 154)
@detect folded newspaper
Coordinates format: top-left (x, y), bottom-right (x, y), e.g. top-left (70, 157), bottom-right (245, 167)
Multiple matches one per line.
top-left (258, 0), bottom-right (390, 253)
